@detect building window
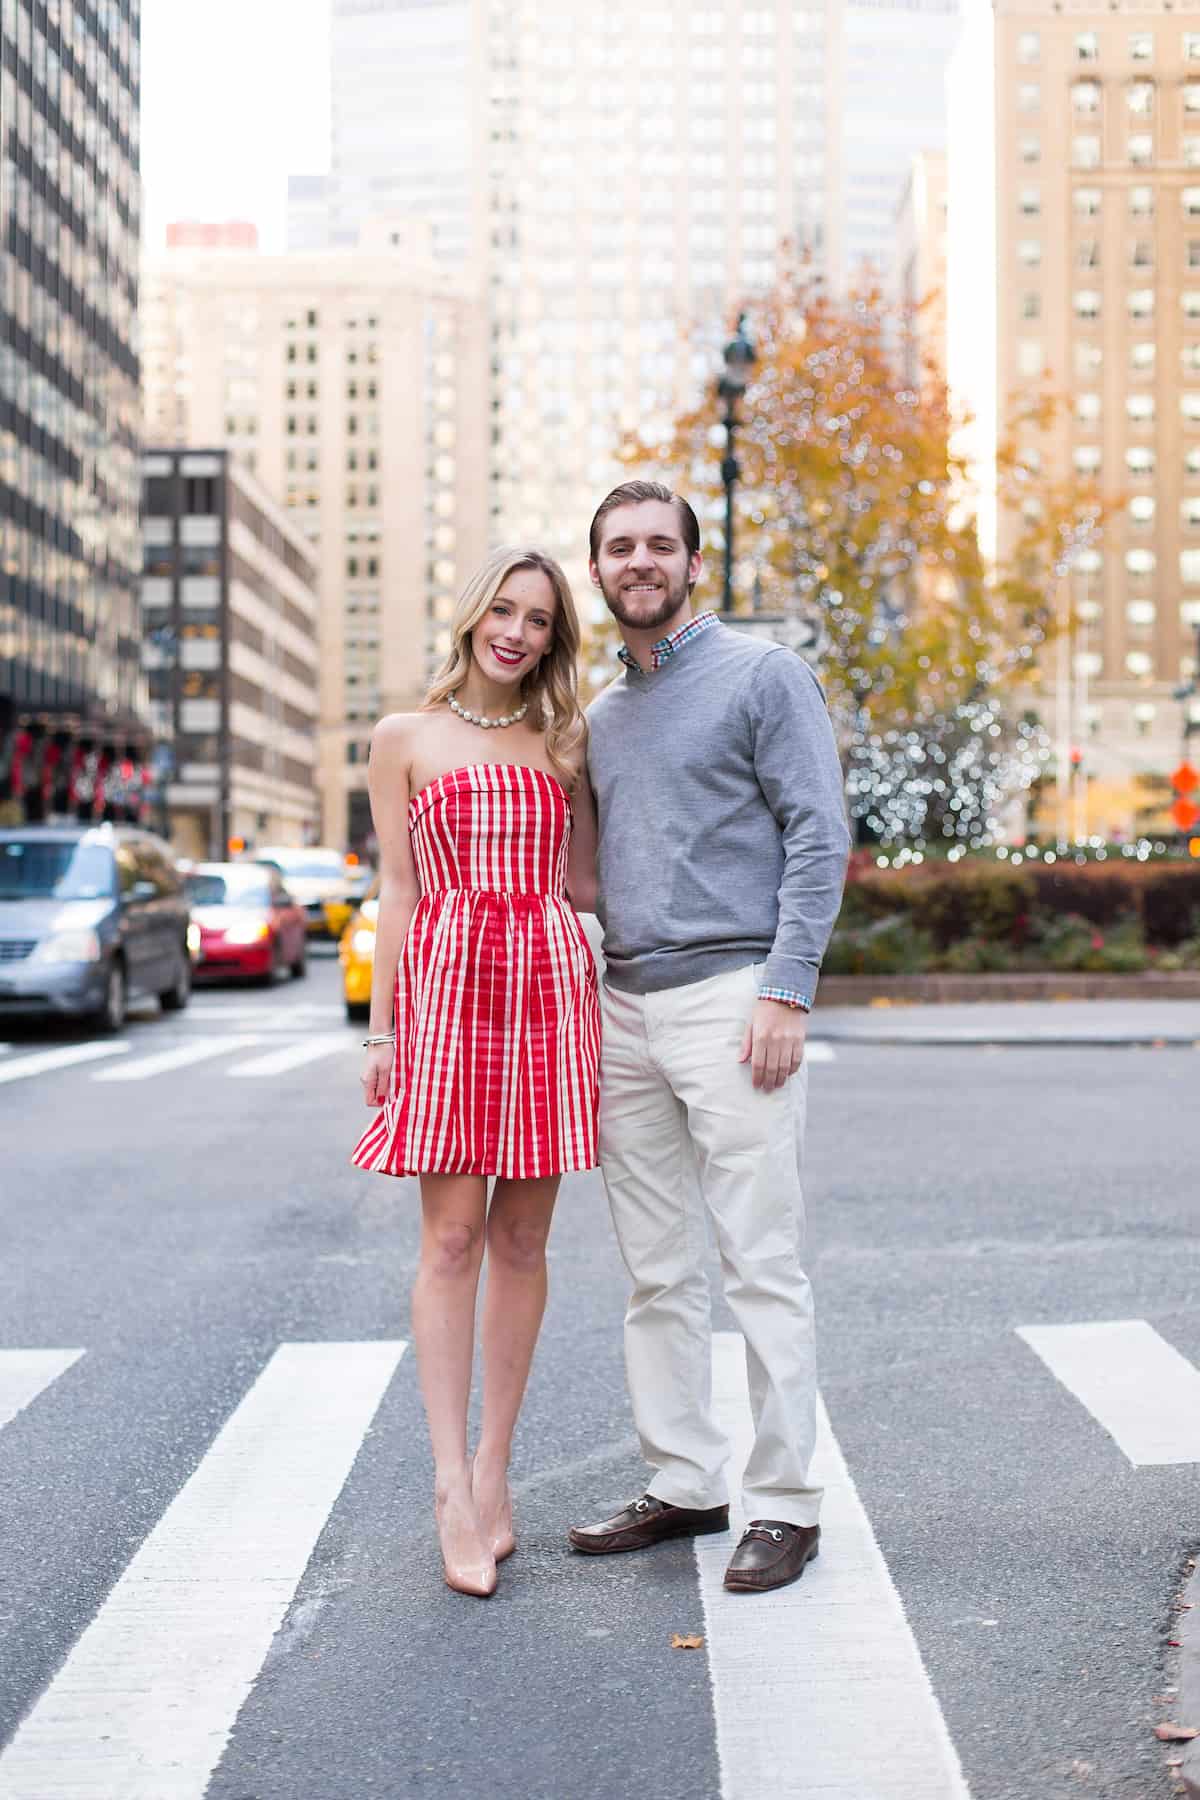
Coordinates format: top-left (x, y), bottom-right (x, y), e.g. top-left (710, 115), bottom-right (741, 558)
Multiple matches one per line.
top-left (1022, 292), bottom-right (1041, 319)
top-left (1018, 340), bottom-right (1044, 376)
top-left (1072, 80), bottom-right (1101, 114)
top-left (1131, 239), bottom-right (1154, 268)
top-left (1072, 135), bottom-right (1101, 169)
top-left (1184, 498), bottom-right (1200, 527)
top-left (1076, 392), bottom-right (1101, 423)
top-left (1126, 548), bottom-right (1156, 574)
top-left (1127, 601), bottom-right (1157, 625)
top-left (1127, 446), bottom-right (1156, 473)
top-left (1074, 289), bottom-right (1101, 319)
top-left (1018, 82), bottom-right (1040, 113)
top-left (1183, 549), bottom-right (1200, 582)
top-left (1077, 342), bottom-right (1104, 376)
top-left (1128, 134), bottom-right (1153, 165)
top-left (1131, 341), bottom-right (1155, 371)
top-left (1184, 345), bottom-right (1200, 372)
top-left (1019, 185), bottom-right (1041, 215)
top-left (1128, 289), bottom-right (1155, 319)
top-left (1018, 238), bottom-right (1043, 267)
top-left (1076, 32), bottom-right (1100, 62)
top-left (1130, 32), bottom-right (1154, 62)
top-left (1185, 293), bottom-right (1200, 318)
top-left (1185, 137), bottom-right (1200, 167)
top-left (1019, 135), bottom-right (1041, 164)
top-left (1187, 447), bottom-right (1200, 475)
top-left (1126, 652), bottom-right (1154, 677)
top-left (1183, 393), bottom-right (1200, 422)
top-left (1077, 239), bottom-right (1100, 269)
top-left (1017, 30), bottom-right (1039, 63)
top-left (1130, 495), bottom-right (1156, 524)
top-left (1189, 242), bottom-right (1200, 270)
top-left (1127, 393), bottom-right (1155, 422)
top-left (1187, 84), bottom-right (1200, 113)
top-left (1130, 186), bottom-right (1154, 216)
top-left (1127, 80), bottom-right (1154, 115)
top-left (1074, 445), bottom-right (1102, 474)
top-left (1185, 188), bottom-right (1200, 216)
top-left (1074, 186), bottom-right (1102, 216)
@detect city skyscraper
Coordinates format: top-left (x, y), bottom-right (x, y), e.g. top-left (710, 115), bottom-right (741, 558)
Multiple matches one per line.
top-left (140, 230), bottom-right (489, 850)
top-left (1, 0), bottom-right (146, 811)
top-left (947, 0), bottom-right (1200, 832)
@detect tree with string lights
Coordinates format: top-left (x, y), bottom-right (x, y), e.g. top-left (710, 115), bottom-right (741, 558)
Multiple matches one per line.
top-left (623, 275), bottom-right (1105, 848)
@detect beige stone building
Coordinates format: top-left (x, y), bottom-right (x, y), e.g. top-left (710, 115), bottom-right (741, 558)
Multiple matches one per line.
top-left (948, 0), bottom-right (1200, 836)
top-left (141, 229), bottom-right (489, 850)
top-left (896, 150), bottom-right (949, 389)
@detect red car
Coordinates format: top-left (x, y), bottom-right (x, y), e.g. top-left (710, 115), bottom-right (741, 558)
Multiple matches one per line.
top-left (184, 862), bottom-right (307, 984)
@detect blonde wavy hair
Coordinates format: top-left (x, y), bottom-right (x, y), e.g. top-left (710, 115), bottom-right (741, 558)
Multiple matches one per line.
top-left (424, 547), bottom-right (587, 785)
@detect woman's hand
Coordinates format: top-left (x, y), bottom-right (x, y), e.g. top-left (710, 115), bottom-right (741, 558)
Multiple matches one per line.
top-left (361, 1043), bottom-right (394, 1107)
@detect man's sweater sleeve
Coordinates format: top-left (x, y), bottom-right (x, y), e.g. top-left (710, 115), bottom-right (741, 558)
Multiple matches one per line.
top-left (743, 650), bottom-right (852, 1005)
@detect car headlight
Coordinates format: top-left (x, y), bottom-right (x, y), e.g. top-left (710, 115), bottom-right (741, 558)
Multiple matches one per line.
top-left (35, 928), bottom-right (102, 964)
top-left (186, 922), bottom-right (201, 956)
top-left (224, 920), bottom-right (271, 946)
top-left (351, 928), bottom-right (376, 957)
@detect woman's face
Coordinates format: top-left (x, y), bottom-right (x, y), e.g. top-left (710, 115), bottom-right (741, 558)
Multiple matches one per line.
top-left (470, 566), bottom-right (557, 688)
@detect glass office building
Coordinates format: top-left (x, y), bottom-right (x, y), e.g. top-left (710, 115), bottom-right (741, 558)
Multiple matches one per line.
top-left (0, 0), bottom-right (146, 823)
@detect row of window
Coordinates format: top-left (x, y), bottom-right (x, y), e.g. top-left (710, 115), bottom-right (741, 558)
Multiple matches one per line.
top-left (1020, 184), bottom-right (1200, 219)
top-left (1017, 29), bottom-right (1200, 65)
top-left (1071, 446), bottom-right (1200, 477)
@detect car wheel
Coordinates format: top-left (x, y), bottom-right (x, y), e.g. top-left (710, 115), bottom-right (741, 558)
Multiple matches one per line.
top-left (160, 944), bottom-right (192, 1012)
top-left (98, 959), bottom-right (127, 1034)
top-left (346, 1000), bottom-right (370, 1023)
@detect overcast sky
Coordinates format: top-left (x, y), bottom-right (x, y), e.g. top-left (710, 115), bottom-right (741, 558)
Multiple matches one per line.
top-left (140, 0), bottom-right (331, 252)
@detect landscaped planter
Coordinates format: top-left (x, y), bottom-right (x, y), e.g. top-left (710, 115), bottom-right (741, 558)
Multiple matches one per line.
top-left (815, 971), bottom-right (1200, 1006)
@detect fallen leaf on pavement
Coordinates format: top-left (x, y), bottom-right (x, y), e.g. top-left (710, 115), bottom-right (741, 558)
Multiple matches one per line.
top-left (670, 1633), bottom-right (705, 1650)
top-left (1155, 1724), bottom-right (1200, 1742)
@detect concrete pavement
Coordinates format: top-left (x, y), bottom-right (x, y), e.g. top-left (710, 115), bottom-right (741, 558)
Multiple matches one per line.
top-left (809, 998), bottom-right (1200, 1046)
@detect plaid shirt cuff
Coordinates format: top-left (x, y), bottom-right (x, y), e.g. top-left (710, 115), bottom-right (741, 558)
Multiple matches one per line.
top-left (758, 985), bottom-right (812, 1012)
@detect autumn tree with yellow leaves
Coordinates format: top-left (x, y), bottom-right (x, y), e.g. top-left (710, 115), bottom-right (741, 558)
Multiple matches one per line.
top-left (623, 276), bottom-right (1104, 847)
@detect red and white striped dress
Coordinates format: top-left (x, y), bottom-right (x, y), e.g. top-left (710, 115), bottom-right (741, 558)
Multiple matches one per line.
top-left (351, 761), bottom-right (600, 1180)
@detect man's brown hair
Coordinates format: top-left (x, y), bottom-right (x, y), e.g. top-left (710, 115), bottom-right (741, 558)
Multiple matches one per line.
top-left (588, 480), bottom-right (701, 565)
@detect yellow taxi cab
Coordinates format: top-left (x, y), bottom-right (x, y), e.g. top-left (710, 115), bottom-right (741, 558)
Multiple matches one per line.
top-left (339, 877), bottom-right (380, 1021)
top-left (323, 859), bottom-right (373, 942)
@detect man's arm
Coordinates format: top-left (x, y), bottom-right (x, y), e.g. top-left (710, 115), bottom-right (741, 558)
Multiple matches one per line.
top-left (738, 651), bottom-right (851, 1090)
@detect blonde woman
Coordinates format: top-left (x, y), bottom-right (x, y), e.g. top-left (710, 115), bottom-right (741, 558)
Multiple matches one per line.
top-left (352, 547), bottom-right (600, 1597)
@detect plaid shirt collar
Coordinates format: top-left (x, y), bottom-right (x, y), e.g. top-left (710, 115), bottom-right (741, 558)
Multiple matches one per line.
top-left (617, 609), bottom-right (720, 674)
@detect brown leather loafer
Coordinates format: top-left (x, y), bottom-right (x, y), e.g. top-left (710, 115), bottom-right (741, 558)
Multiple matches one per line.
top-left (722, 1520), bottom-right (820, 1592)
top-left (568, 1493), bottom-right (730, 1555)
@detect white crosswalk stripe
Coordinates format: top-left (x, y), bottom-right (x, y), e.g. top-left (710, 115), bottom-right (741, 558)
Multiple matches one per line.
top-left (0, 1349), bottom-right (84, 1432)
top-left (0, 1340), bottom-right (407, 1800)
top-left (92, 1036), bottom-right (264, 1082)
top-left (696, 1334), bottom-right (970, 1800)
top-left (1017, 1319), bottom-right (1200, 1467)
top-left (0, 1041), bottom-right (130, 1085)
top-left (227, 1032), bottom-right (354, 1077)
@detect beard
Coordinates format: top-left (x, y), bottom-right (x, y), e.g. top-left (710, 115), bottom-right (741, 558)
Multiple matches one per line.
top-left (598, 566), bottom-right (691, 632)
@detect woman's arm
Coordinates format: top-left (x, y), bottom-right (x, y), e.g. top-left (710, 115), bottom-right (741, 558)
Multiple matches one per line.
top-left (361, 714), bottom-right (421, 1107)
top-left (565, 770), bottom-right (598, 914)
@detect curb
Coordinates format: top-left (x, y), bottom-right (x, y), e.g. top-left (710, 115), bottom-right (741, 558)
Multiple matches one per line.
top-left (1174, 1555), bottom-right (1200, 1799)
top-left (807, 1031), bottom-right (1200, 1049)
top-left (815, 974), bottom-right (1200, 1006)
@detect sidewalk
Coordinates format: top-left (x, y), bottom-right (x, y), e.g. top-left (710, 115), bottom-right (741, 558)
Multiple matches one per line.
top-left (808, 999), bottom-right (1200, 1046)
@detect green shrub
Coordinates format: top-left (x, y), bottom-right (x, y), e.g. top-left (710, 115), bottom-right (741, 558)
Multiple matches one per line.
top-left (823, 914), bottom-right (935, 976)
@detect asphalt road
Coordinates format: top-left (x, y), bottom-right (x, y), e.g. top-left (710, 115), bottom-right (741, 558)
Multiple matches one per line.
top-left (0, 952), bottom-right (1197, 1800)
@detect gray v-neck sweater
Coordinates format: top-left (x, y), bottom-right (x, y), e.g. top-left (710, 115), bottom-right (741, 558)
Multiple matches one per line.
top-left (586, 623), bottom-right (851, 1004)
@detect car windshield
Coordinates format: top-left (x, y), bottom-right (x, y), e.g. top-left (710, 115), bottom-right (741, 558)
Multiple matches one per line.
top-left (0, 839), bottom-right (116, 901)
top-left (185, 872), bottom-right (273, 908)
top-left (258, 855), bottom-right (342, 879)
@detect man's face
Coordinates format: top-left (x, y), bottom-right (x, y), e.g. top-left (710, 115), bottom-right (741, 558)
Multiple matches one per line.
top-left (590, 500), bottom-right (703, 633)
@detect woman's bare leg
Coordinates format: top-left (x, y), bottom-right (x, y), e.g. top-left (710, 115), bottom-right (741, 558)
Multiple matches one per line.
top-left (473, 1176), bottom-right (560, 1560)
top-left (412, 1173), bottom-right (494, 1595)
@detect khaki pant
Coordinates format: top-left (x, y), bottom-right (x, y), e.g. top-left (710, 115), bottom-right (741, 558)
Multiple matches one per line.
top-left (598, 963), bottom-right (822, 1528)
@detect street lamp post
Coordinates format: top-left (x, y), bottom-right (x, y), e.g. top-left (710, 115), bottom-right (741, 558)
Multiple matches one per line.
top-left (718, 314), bottom-right (756, 614)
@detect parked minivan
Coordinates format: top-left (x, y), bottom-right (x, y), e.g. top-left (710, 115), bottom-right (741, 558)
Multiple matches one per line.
top-left (0, 825), bottom-right (192, 1032)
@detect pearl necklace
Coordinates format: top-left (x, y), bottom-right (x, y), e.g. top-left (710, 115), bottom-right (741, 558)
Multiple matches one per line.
top-left (448, 693), bottom-right (529, 731)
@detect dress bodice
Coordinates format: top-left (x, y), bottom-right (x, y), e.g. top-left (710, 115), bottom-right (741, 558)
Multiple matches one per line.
top-left (408, 762), bottom-right (572, 897)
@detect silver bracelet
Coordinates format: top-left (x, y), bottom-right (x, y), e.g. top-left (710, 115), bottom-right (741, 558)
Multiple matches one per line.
top-left (362, 1032), bottom-right (395, 1047)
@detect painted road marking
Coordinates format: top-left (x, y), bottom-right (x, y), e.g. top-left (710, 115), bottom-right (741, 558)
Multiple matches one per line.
top-left (92, 1036), bottom-right (263, 1081)
top-left (228, 1033), bottom-right (354, 1077)
top-left (1016, 1319), bottom-right (1200, 1467)
top-left (695, 1334), bottom-right (970, 1800)
top-left (0, 1349), bottom-right (84, 1433)
top-left (0, 1339), bottom-right (407, 1800)
top-left (0, 1041), bottom-right (130, 1086)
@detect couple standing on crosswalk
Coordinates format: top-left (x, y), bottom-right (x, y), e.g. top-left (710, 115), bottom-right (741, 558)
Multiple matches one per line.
top-left (351, 481), bottom-right (851, 1599)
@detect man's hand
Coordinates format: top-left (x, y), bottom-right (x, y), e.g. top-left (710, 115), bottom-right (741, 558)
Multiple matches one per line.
top-left (738, 999), bottom-right (808, 1092)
